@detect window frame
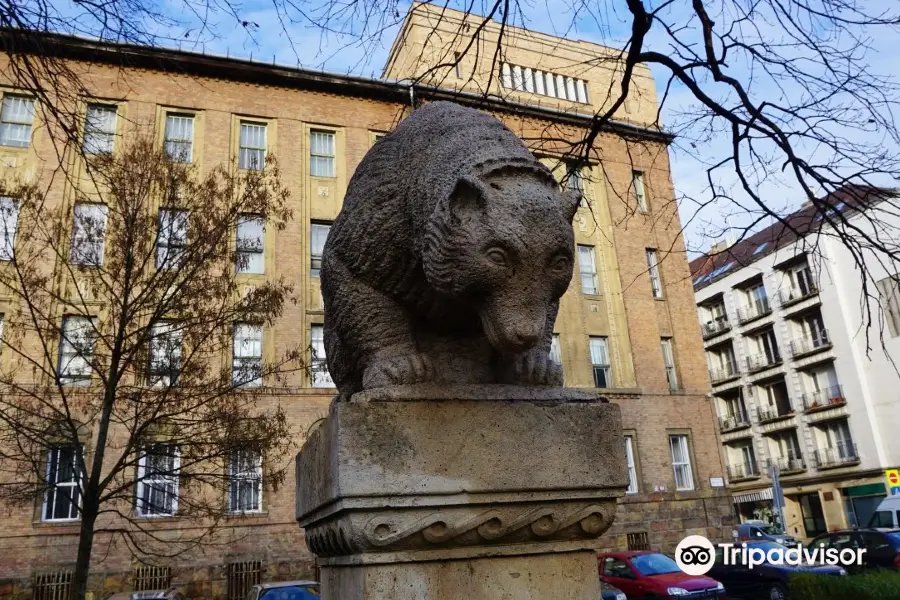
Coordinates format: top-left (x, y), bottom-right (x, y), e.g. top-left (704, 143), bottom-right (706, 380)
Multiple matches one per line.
top-left (69, 203), bottom-right (108, 266)
top-left (633, 170), bottom-right (649, 212)
top-left (233, 323), bottom-right (263, 388)
top-left (589, 336), bottom-right (612, 388)
top-left (577, 245), bottom-right (599, 295)
top-left (549, 333), bottom-right (562, 366)
top-left (624, 435), bottom-right (639, 494)
top-left (0, 196), bottom-right (19, 261)
top-left (309, 129), bottom-right (336, 178)
top-left (236, 214), bottom-right (265, 274)
top-left (147, 321), bottom-right (183, 388)
top-left (163, 113), bottom-right (195, 163)
top-left (82, 103), bottom-right (117, 155)
top-left (42, 445), bottom-right (82, 522)
top-left (310, 221), bottom-right (331, 276)
top-left (227, 449), bottom-right (263, 514)
top-left (135, 443), bottom-right (180, 518)
top-left (660, 337), bottom-right (678, 392)
top-left (238, 121), bottom-right (267, 171)
top-left (0, 94), bottom-right (35, 148)
top-left (875, 275), bottom-right (900, 338)
top-left (646, 249), bottom-right (663, 298)
top-left (669, 434), bottom-right (695, 491)
top-left (58, 315), bottom-right (96, 386)
top-left (156, 208), bottom-right (188, 269)
top-left (310, 324), bottom-right (334, 388)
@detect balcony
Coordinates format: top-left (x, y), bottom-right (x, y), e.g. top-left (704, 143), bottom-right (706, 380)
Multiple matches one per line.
top-left (801, 385), bottom-right (846, 412)
top-left (767, 455), bottom-right (807, 475)
top-left (719, 412), bottom-right (751, 433)
top-left (727, 461), bottom-right (761, 482)
top-left (789, 329), bottom-right (832, 358)
top-left (737, 298), bottom-right (772, 325)
top-left (746, 351), bottom-right (782, 373)
top-left (779, 284), bottom-right (819, 308)
top-left (709, 361), bottom-right (740, 384)
top-left (702, 316), bottom-right (732, 339)
top-left (814, 443), bottom-right (860, 469)
top-left (757, 405), bottom-right (794, 424)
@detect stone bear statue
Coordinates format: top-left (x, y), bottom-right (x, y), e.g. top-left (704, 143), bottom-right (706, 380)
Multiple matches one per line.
top-left (321, 101), bottom-right (581, 395)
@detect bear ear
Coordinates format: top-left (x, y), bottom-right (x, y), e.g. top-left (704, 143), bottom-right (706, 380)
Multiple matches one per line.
top-left (561, 188), bottom-right (582, 223)
top-left (448, 175), bottom-right (488, 221)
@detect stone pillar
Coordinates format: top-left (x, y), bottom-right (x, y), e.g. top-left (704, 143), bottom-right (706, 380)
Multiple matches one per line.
top-left (296, 384), bottom-right (627, 599)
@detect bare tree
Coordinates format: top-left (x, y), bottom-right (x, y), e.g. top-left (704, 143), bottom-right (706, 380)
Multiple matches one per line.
top-left (0, 134), bottom-right (300, 599)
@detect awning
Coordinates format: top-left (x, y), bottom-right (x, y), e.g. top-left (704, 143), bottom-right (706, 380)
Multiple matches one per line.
top-left (732, 488), bottom-right (774, 504)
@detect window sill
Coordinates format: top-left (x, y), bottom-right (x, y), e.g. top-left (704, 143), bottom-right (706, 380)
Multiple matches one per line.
top-left (134, 514), bottom-right (179, 522)
top-left (33, 519), bottom-right (81, 528)
top-left (224, 510), bottom-right (269, 520)
top-left (653, 296), bottom-right (666, 301)
top-left (582, 293), bottom-right (604, 301)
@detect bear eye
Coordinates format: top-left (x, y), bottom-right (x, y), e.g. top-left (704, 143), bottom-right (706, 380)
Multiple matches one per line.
top-left (550, 254), bottom-right (571, 274)
top-left (485, 247), bottom-right (510, 268)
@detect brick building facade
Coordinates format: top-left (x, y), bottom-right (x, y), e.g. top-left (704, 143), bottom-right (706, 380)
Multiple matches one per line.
top-left (0, 4), bottom-right (732, 598)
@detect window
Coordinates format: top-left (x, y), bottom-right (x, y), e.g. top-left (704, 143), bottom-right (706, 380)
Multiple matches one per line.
top-left (156, 209), bottom-right (188, 268)
top-left (148, 321), bottom-right (182, 388)
top-left (0, 95), bottom-right (35, 147)
top-left (236, 214), bottom-right (265, 274)
top-left (646, 249), bottom-right (663, 298)
top-left (310, 325), bottom-right (334, 388)
top-left (661, 337), bottom-right (678, 392)
top-left (624, 436), bottom-right (638, 494)
top-left (43, 445), bottom-right (81, 521)
top-left (669, 434), bottom-right (694, 491)
top-left (83, 104), bottom-right (117, 154)
top-left (565, 162), bottom-right (584, 192)
top-left (136, 444), bottom-right (180, 517)
top-left (310, 222), bottom-right (331, 276)
top-left (58, 316), bottom-right (96, 386)
top-left (577, 245), bottom-right (598, 295)
top-left (226, 560), bottom-right (263, 600)
top-left (633, 171), bottom-right (648, 212)
top-left (164, 114), bottom-right (194, 162)
top-left (453, 52), bottom-right (462, 79)
top-left (309, 130), bottom-right (335, 178)
top-left (875, 275), bottom-right (900, 337)
top-left (500, 62), bottom-right (589, 103)
top-left (549, 334), bottom-right (562, 366)
top-left (69, 203), bottom-right (108, 266)
top-left (589, 336), bottom-right (612, 388)
top-left (792, 262), bottom-right (815, 296)
top-left (32, 571), bottom-right (73, 600)
top-left (233, 323), bottom-right (262, 387)
top-left (239, 122), bottom-right (266, 170)
top-left (228, 450), bottom-right (262, 513)
top-left (0, 196), bottom-right (18, 260)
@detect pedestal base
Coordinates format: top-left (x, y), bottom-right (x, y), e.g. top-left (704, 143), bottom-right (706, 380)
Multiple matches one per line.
top-left (296, 384), bottom-right (627, 599)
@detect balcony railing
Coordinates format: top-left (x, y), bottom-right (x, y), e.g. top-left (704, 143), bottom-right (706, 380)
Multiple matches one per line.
top-left (737, 298), bottom-right (772, 324)
top-left (814, 443), bottom-right (860, 469)
top-left (702, 316), bottom-right (731, 339)
top-left (801, 385), bottom-right (846, 411)
top-left (727, 461), bottom-right (761, 481)
top-left (757, 405), bottom-right (794, 423)
top-left (779, 284), bottom-right (819, 307)
top-left (767, 455), bottom-right (807, 474)
top-left (746, 351), bottom-right (782, 372)
top-left (789, 329), bottom-right (832, 357)
top-left (709, 361), bottom-right (740, 384)
top-left (719, 412), bottom-right (751, 432)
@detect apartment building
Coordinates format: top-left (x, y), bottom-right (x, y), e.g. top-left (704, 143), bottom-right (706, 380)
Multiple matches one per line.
top-left (0, 3), bottom-right (730, 597)
top-left (691, 186), bottom-right (900, 540)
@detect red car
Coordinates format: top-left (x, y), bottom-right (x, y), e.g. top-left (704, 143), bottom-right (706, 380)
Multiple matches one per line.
top-left (599, 551), bottom-right (726, 599)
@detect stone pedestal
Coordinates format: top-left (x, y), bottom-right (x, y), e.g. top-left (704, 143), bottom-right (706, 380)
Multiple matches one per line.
top-left (295, 384), bottom-right (627, 599)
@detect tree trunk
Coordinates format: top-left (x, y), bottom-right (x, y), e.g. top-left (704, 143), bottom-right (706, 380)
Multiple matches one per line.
top-left (70, 502), bottom-right (97, 600)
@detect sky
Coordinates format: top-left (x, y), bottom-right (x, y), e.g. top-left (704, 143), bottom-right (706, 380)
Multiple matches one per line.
top-left (51, 0), bottom-right (900, 255)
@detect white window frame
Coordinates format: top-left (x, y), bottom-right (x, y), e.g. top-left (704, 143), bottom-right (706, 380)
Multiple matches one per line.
top-left (549, 333), bottom-right (562, 366)
top-left (876, 275), bottom-right (900, 338)
top-left (58, 315), bottom-right (96, 386)
top-left (310, 324), bottom-right (334, 388)
top-left (135, 444), bottom-right (180, 517)
top-left (239, 121), bottom-right (266, 170)
top-left (577, 245), bottom-right (599, 295)
top-left (83, 103), bottom-right (117, 155)
top-left (42, 445), bottom-right (82, 522)
top-left (164, 113), bottom-right (195, 163)
top-left (233, 323), bottom-right (263, 388)
top-left (156, 208), bottom-right (188, 269)
top-left (669, 434), bottom-right (695, 491)
top-left (633, 171), bottom-right (648, 212)
top-left (0, 95), bottom-right (35, 147)
top-left (589, 336), bottom-right (612, 388)
top-left (624, 436), bottom-right (638, 494)
top-left (310, 222), bottom-right (331, 276)
top-left (0, 196), bottom-right (19, 261)
top-left (565, 162), bottom-right (584, 192)
top-left (309, 130), bottom-right (336, 178)
top-left (236, 214), bottom-right (265, 274)
top-left (69, 203), bottom-right (108, 266)
top-left (646, 249), bottom-right (663, 298)
top-left (148, 321), bottom-right (182, 388)
top-left (228, 449), bottom-right (263, 513)
top-left (661, 337), bottom-right (678, 392)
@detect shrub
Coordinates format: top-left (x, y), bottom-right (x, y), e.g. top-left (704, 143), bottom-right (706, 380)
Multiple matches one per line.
top-left (788, 570), bottom-right (900, 600)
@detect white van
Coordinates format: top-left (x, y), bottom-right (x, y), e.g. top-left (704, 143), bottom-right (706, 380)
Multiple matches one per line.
top-left (868, 495), bottom-right (900, 528)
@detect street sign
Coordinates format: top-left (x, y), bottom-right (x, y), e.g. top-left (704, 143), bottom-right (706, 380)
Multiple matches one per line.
top-left (886, 469), bottom-right (900, 494)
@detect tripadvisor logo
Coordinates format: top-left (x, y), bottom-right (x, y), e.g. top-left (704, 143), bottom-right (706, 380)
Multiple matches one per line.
top-left (675, 535), bottom-right (716, 575)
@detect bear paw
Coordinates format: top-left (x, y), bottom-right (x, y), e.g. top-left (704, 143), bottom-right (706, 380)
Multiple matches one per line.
top-left (499, 351), bottom-right (563, 386)
top-left (362, 354), bottom-right (437, 389)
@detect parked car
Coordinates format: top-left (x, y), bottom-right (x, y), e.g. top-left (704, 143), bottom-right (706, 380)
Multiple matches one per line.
top-left (598, 551), bottom-right (725, 599)
top-left (104, 590), bottom-right (185, 600)
top-left (867, 496), bottom-right (900, 528)
top-left (808, 528), bottom-right (900, 572)
top-left (736, 520), bottom-right (800, 546)
top-left (707, 540), bottom-right (845, 600)
top-left (600, 580), bottom-right (627, 600)
top-left (245, 580), bottom-right (320, 600)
